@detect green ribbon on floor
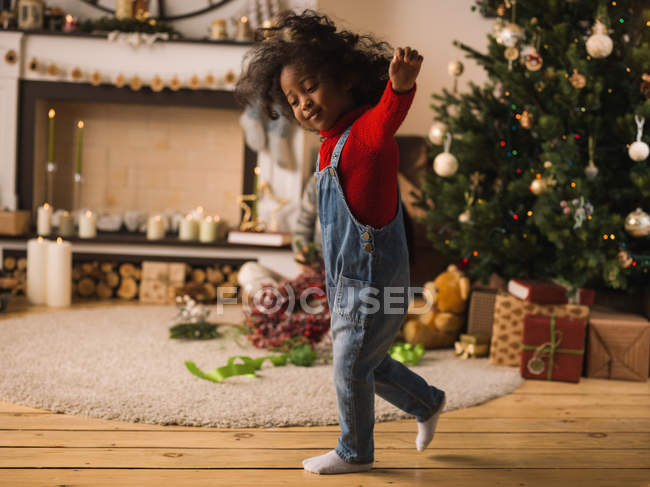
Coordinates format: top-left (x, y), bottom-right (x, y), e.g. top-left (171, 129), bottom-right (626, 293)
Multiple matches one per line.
top-left (389, 342), bottom-right (425, 366)
top-left (185, 355), bottom-right (288, 383)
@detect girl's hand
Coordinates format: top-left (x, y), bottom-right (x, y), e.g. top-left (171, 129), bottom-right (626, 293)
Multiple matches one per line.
top-left (389, 46), bottom-right (423, 93)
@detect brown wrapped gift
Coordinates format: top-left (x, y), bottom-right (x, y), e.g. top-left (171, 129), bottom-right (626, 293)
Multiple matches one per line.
top-left (586, 309), bottom-right (649, 382)
top-left (489, 292), bottom-right (589, 367)
top-left (467, 289), bottom-right (498, 337)
top-left (0, 211), bottom-right (31, 236)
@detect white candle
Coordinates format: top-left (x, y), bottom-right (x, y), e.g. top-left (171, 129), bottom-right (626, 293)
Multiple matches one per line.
top-left (37, 203), bottom-right (53, 236)
top-left (146, 215), bottom-right (165, 240)
top-left (78, 210), bottom-right (97, 239)
top-left (58, 211), bottom-right (74, 237)
top-left (178, 214), bottom-right (199, 241)
top-left (26, 236), bottom-right (49, 305)
top-left (46, 237), bottom-right (72, 307)
top-left (199, 216), bottom-right (217, 243)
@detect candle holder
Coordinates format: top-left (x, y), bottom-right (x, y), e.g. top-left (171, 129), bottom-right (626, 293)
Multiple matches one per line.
top-left (46, 161), bottom-right (56, 207)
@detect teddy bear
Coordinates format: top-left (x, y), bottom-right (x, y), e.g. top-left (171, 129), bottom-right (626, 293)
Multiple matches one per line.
top-left (403, 264), bottom-right (470, 349)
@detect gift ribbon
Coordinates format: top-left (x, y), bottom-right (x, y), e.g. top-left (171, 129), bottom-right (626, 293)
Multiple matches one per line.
top-left (185, 355), bottom-right (288, 383)
top-left (520, 317), bottom-right (584, 380)
top-left (390, 342), bottom-right (425, 366)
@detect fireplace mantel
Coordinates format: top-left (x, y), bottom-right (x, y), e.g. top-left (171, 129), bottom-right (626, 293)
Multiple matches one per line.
top-left (0, 30), bottom-right (318, 278)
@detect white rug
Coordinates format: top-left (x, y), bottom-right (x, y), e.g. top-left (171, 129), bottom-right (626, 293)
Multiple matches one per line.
top-left (0, 305), bottom-right (523, 428)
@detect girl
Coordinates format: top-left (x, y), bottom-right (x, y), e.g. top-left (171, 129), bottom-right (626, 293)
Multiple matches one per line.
top-left (236, 11), bottom-right (446, 475)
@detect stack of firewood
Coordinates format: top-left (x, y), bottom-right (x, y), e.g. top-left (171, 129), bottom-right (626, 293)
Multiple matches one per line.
top-left (73, 262), bottom-right (141, 300)
top-left (172, 263), bottom-right (240, 303)
top-left (2, 255), bottom-right (27, 295)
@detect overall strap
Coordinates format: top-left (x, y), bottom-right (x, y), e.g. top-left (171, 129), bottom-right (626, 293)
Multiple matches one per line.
top-left (330, 126), bottom-right (353, 169)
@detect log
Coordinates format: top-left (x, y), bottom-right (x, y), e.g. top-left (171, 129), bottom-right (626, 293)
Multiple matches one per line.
top-left (133, 268), bottom-right (142, 281)
top-left (217, 286), bottom-right (237, 300)
top-left (80, 262), bottom-right (97, 275)
top-left (221, 264), bottom-right (233, 275)
top-left (71, 267), bottom-right (82, 281)
top-left (104, 271), bottom-right (120, 288)
top-left (117, 277), bottom-right (138, 300)
top-left (191, 268), bottom-right (206, 284)
top-left (207, 267), bottom-right (224, 285)
top-left (78, 277), bottom-right (96, 298)
top-left (3, 256), bottom-right (16, 271)
top-left (100, 262), bottom-right (115, 273)
top-left (16, 258), bottom-right (27, 271)
top-left (96, 281), bottom-right (114, 300)
top-left (203, 282), bottom-right (217, 301)
top-left (119, 263), bottom-right (137, 278)
top-left (227, 271), bottom-right (239, 284)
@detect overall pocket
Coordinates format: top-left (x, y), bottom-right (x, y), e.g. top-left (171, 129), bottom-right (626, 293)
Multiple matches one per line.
top-left (333, 274), bottom-right (380, 326)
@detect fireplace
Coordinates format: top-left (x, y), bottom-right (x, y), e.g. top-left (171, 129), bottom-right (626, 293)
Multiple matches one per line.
top-left (18, 80), bottom-right (256, 227)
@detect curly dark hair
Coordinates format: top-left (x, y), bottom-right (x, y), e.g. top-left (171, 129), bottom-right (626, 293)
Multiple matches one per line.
top-left (235, 10), bottom-right (393, 120)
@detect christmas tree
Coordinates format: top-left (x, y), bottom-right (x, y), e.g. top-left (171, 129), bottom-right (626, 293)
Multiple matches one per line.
top-left (419, 0), bottom-right (650, 292)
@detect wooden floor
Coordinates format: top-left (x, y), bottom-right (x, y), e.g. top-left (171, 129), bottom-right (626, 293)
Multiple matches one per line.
top-left (1, 302), bottom-right (649, 486)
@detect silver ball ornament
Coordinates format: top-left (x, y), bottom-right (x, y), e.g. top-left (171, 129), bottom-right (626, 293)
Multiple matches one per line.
top-left (433, 152), bottom-right (458, 177)
top-left (628, 141), bottom-right (649, 162)
top-left (428, 121), bottom-right (448, 146)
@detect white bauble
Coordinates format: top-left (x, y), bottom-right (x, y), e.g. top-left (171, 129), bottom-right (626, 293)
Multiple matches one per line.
top-left (496, 22), bottom-right (524, 47)
top-left (628, 141), bottom-right (649, 162)
top-left (458, 209), bottom-right (472, 224)
top-left (433, 152), bottom-right (458, 177)
top-left (586, 21), bottom-right (613, 58)
top-left (530, 178), bottom-right (547, 195)
top-left (624, 208), bottom-right (650, 238)
top-left (428, 121), bottom-right (448, 145)
top-left (447, 60), bottom-right (464, 77)
top-left (584, 161), bottom-right (599, 180)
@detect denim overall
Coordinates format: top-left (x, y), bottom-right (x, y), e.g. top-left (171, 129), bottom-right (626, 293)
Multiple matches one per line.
top-left (316, 126), bottom-right (445, 464)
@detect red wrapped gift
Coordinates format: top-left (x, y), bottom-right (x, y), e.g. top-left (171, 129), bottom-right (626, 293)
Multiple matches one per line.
top-left (520, 314), bottom-right (586, 383)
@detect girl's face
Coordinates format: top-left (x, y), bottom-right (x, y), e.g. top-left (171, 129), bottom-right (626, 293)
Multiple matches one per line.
top-left (280, 64), bottom-right (354, 132)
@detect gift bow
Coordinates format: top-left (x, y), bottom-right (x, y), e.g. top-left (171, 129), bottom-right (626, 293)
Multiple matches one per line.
top-left (185, 355), bottom-right (288, 383)
top-left (390, 342), bottom-right (425, 365)
top-left (520, 317), bottom-right (584, 380)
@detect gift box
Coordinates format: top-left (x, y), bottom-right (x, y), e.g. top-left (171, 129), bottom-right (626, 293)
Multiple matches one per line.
top-left (520, 314), bottom-right (586, 382)
top-left (489, 292), bottom-right (589, 367)
top-left (467, 289), bottom-right (498, 337)
top-left (454, 333), bottom-right (490, 359)
top-left (586, 309), bottom-right (649, 382)
top-left (0, 210), bottom-right (31, 236)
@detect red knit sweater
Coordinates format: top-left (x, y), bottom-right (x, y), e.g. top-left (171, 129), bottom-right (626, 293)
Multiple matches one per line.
top-left (318, 80), bottom-right (415, 229)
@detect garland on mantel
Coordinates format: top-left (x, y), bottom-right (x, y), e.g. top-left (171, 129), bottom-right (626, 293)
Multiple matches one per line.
top-left (23, 55), bottom-right (239, 93)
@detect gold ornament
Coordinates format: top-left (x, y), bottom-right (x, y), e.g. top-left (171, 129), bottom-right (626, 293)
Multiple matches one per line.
top-left (584, 161), bottom-right (599, 180)
top-left (89, 71), bottom-right (102, 86)
top-left (4, 49), bottom-right (17, 64)
top-left (150, 75), bottom-right (164, 92)
top-left (525, 51), bottom-right (543, 71)
top-left (624, 208), bottom-right (650, 238)
top-left (70, 66), bottom-right (83, 81)
top-left (129, 76), bottom-right (143, 91)
top-left (520, 110), bottom-right (534, 129)
top-left (504, 47), bottom-right (519, 61)
top-left (458, 209), bottom-right (472, 224)
top-left (543, 161), bottom-right (553, 169)
top-left (447, 60), bottom-right (464, 77)
top-left (224, 70), bottom-right (237, 85)
top-left (530, 178), bottom-right (547, 195)
top-left (641, 73), bottom-right (650, 99)
top-left (28, 57), bottom-right (39, 72)
top-left (497, 22), bottom-right (524, 47)
top-left (188, 75), bottom-right (201, 90)
top-left (114, 74), bottom-right (126, 88)
top-left (496, 4), bottom-right (506, 16)
top-left (569, 69), bottom-right (586, 89)
top-left (204, 73), bottom-right (216, 87)
top-left (169, 76), bottom-right (182, 91)
top-left (46, 63), bottom-right (60, 77)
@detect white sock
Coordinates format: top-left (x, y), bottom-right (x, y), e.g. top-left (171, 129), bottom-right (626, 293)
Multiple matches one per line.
top-left (416, 395), bottom-right (446, 452)
top-left (302, 450), bottom-right (373, 475)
